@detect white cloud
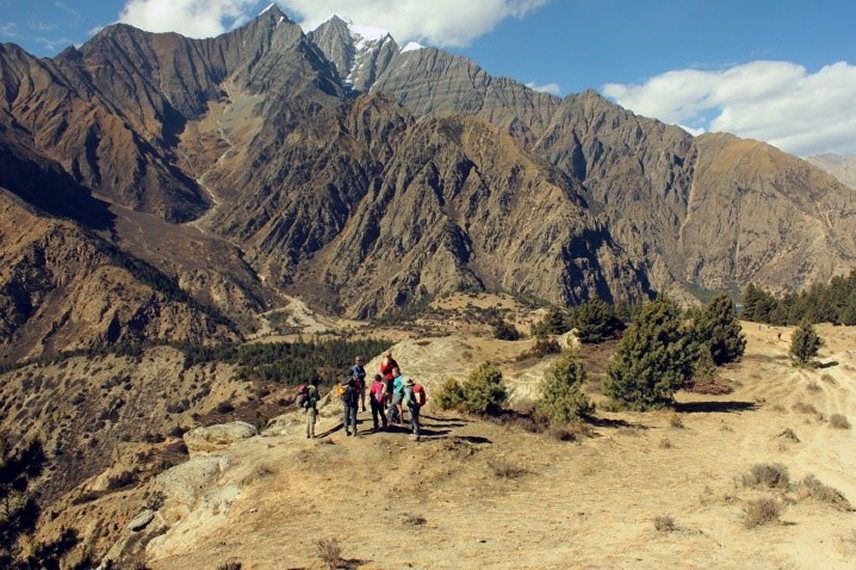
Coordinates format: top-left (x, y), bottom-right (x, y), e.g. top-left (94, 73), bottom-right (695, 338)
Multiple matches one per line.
top-left (603, 60), bottom-right (856, 157)
top-left (118, 0), bottom-right (259, 38)
top-left (280, 0), bottom-right (550, 47)
top-left (525, 81), bottom-right (560, 96)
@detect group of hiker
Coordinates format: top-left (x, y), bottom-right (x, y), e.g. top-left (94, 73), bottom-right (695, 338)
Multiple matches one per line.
top-left (296, 352), bottom-right (427, 441)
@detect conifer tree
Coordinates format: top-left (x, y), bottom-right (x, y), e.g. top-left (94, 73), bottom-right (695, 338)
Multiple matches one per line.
top-left (461, 362), bottom-right (507, 415)
top-left (603, 297), bottom-right (694, 409)
top-left (694, 294), bottom-right (746, 365)
top-left (536, 352), bottom-right (594, 423)
top-left (789, 322), bottom-right (823, 365)
top-left (573, 298), bottom-right (623, 344)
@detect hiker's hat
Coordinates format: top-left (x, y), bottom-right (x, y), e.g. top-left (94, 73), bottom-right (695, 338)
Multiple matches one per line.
top-left (404, 377), bottom-right (415, 386)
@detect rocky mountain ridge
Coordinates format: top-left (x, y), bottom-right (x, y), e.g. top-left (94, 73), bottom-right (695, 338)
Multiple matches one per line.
top-left (0, 5), bottom-right (854, 354)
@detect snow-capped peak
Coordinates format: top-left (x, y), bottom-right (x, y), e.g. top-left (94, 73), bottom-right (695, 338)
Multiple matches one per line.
top-left (348, 23), bottom-right (390, 43)
top-left (401, 41), bottom-right (424, 53)
top-left (259, 3), bottom-right (275, 15)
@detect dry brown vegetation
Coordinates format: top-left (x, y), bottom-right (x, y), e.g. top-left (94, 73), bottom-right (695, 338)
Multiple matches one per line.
top-left (5, 307), bottom-right (856, 569)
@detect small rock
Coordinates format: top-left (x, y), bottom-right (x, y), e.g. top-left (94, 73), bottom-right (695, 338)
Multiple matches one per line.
top-left (127, 509), bottom-right (154, 532)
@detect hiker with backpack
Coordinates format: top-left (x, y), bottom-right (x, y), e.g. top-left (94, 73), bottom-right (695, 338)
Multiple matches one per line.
top-left (389, 367), bottom-right (405, 425)
top-left (380, 351), bottom-right (398, 383)
top-left (337, 374), bottom-right (360, 436)
top-left (368, 373), bottom-right (388, 431)
top-left (402, 377), bottom-right (427, 441)
top-left (351, 356), bottom-right (367, 413)
top-left (296, 375), bottom-right (321, 439)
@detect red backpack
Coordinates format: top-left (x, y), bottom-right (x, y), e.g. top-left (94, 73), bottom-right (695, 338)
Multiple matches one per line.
top-left (413, 383), bottom-right (426, 406)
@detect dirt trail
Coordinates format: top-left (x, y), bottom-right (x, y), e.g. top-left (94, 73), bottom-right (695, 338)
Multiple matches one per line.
top-left (145, 323), bottom-right (856, 570)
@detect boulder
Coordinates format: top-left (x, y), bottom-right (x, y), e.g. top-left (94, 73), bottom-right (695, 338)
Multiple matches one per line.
top-left (183, 421), bottom-right (257, 456)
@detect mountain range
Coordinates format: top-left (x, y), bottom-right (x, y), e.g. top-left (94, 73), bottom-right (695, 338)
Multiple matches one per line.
top-left (1, 5), bottom-right (855, 360)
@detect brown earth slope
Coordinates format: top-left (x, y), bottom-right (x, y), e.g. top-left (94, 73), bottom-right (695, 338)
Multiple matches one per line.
top-left (24, 322), bottom-right (851, 570)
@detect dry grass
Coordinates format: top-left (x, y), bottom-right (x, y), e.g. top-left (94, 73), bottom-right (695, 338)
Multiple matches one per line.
top-left (659, 438), bottom-right (673, 449)
top-left (743, 497), bottom-right (782, 529)
top-left (653, 515), bottom-right (677, 532)
top-left (488, 459), bottom-right (530, 480)
top-left (776, 428), bottom-right (800, 443)
top-left (829, 413), bottom-right (851, 429)
top-left (316, 538), bottom-right (343, 570)
top-left (741, 463), bottom-right (790, 490)
top-left (796, 475), bottom-right (854, 512)
top-left (668, 413), bottom-right (684, 429)
top-left (792, 402), bottom-right (818, 414)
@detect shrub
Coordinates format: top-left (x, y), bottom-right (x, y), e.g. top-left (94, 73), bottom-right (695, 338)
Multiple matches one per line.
top-left (515, 337), bottom-right (561, 361)
top-left (216, 562), bottom-right (241, 570)
top-left (668, 413), bottom-right (684, 429)
top-left (653, 515), bottom-right (676, 532)
top-left (460, 363), bottom-right (508, 415)
top-left (435, 377), bottom-right (465, 411)
top-left (743, 497), bottom-right (782, 528)
top-left (492, 319), bottom-right (521, 341)
top-left (790, 322), bottom-right (823, 365)
top-left (741, 463), bottom-right (790, 490)
top-left (573, 298), bottom-right (623, 343)
top-left (603, 297), bottom-right (695, 410)
top-left (533, 307), bottom-right (571, 336)
top-left (535, 353), bottom-right (594, 424)
top-left (316, 538), bottom-right (343, 570)
top-left (796, 475), bottom-right (854, 511)
top-left (830, 414), bottom-right (851, 429)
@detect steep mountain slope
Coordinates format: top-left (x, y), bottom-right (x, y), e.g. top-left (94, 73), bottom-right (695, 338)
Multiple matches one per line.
top-left (0, 189), bottom-right (237, 363)
top-left (0, 5), bottom-right (854, 334)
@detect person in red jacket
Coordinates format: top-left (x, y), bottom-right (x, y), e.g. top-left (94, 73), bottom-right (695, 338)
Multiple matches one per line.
top-left (379, 351), bottom-right (398, 381)
top-left (368, 374), bottom-right (388, 431)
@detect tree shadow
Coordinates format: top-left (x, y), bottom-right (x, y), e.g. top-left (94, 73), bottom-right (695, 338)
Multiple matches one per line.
top-left (421, 414), bottom-right (470, 427)
top-left (588, 416), bottom-right (648, 429)
top-left (819, 360), bottom-right (839, 369)
top-left (674, 401), bottom-right (757, 413)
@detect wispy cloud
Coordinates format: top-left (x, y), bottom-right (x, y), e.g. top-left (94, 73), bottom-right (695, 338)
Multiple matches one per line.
top-left (0, 22), bottom-right (22, 39)
top-left (118, 0), bottom-right (260, 38)
top-left (278, 0), bottom-right (551, 47)
top-left (525, 81), bottom-right (560, 96)
top-left (35, 35), bottom-right (71, 52)
top-left (28, 19), bottom-right (57, 32)
top-left (54, 2), bottom-right (82, 23)
top-left (603, 60), bottom-right (856, 156)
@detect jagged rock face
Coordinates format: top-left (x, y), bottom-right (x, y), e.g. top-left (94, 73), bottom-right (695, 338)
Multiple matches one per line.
top-left (1, 4), bottom-right (855, 332)
top-left (0, 190), bottom-right (237, 362)
top-left (309, 16), bottom-right (399, 93)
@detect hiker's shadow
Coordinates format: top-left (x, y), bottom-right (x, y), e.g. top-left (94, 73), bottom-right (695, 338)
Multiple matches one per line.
top-left (316, 423), bottom-right (345, 439)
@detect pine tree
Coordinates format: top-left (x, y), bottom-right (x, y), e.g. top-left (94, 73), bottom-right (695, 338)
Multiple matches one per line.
top-left (694, 294), bottom-right (746, 365)
top-left (789, 322), bottom-right (823, 365)
top-left (536, 352), bottom-right (594, 423)
top-left (603, 297), bottom-right (695, 409)
top-left (573, 298), bottom-right (623, 344)
top-left (461, 362), bottom-right (508, 415)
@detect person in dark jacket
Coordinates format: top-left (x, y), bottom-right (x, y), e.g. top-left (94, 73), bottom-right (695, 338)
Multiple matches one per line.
top-left (351, 356), bottom-right (367, 412)
top-left (339, 375), bottom-right (360, 436)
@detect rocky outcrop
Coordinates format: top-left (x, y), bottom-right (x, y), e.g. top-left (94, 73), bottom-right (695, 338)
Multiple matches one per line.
top-left (183, 422), bottom-right (257, 456)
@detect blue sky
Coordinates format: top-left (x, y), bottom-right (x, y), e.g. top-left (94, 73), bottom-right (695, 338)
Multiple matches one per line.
top-left (3, 1), bottom-right (855, 156)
